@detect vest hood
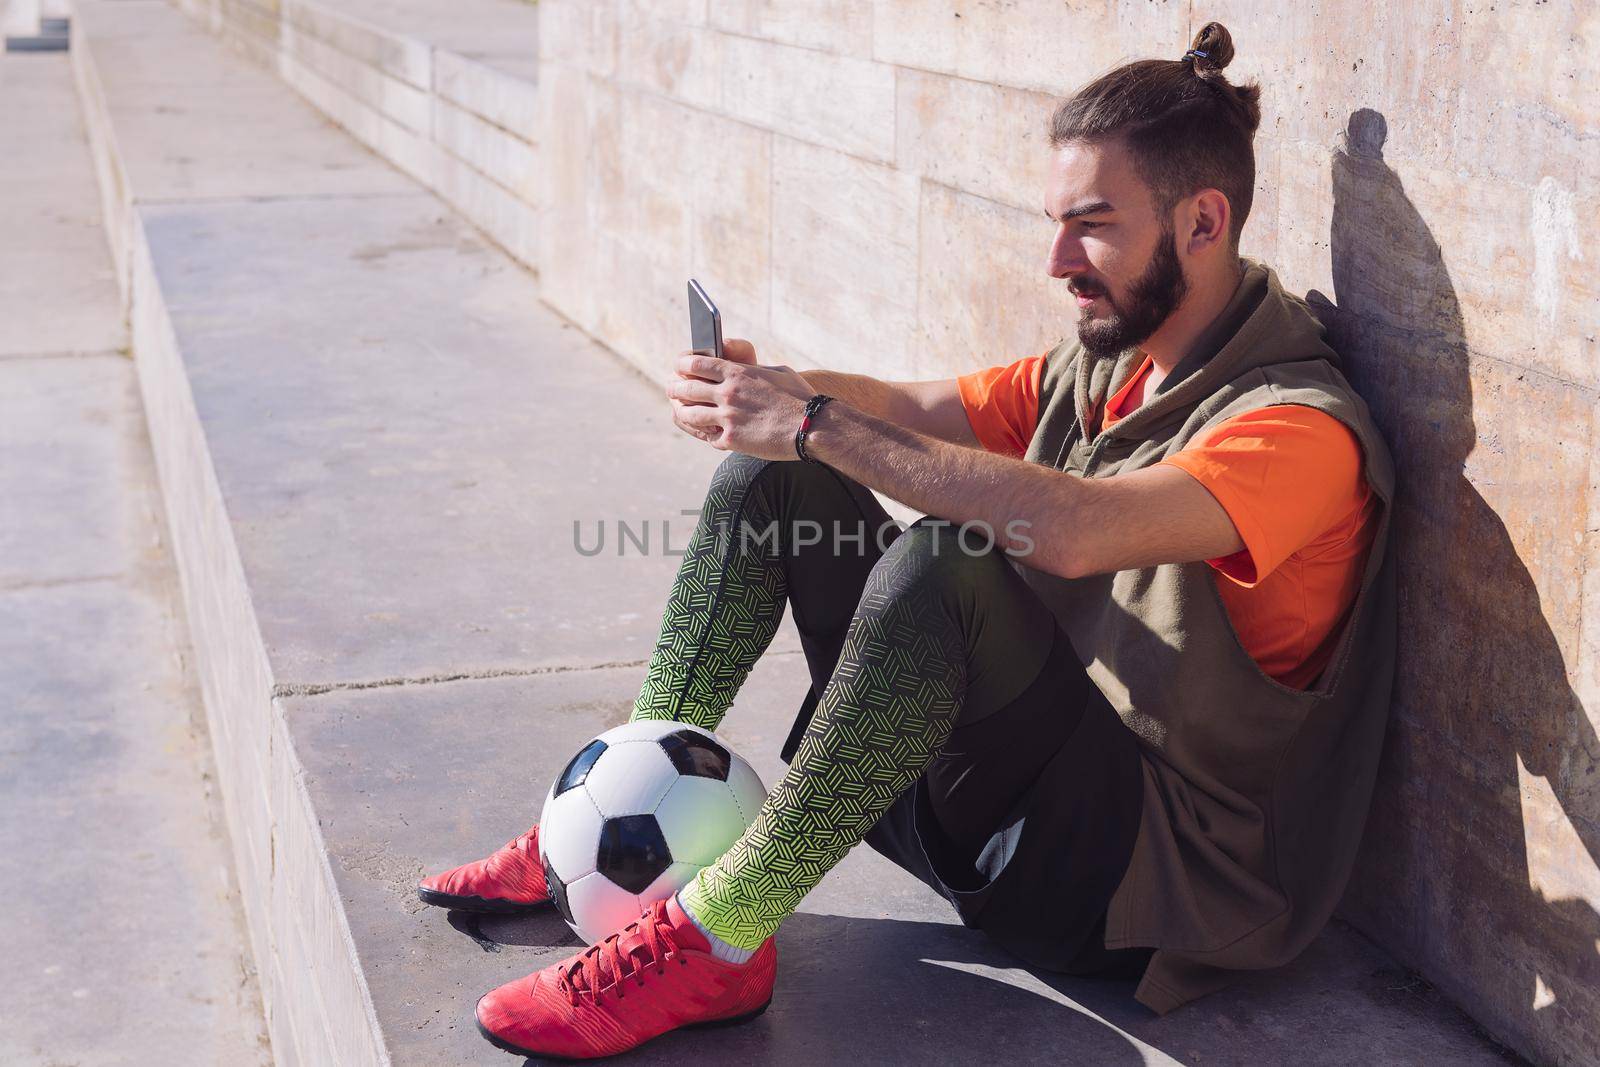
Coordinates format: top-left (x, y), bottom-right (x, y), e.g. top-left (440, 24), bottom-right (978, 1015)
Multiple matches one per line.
top-left (1076, 259), bottom-right (1340, 445)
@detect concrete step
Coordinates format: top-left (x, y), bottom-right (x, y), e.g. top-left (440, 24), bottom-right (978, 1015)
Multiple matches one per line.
top-left (66, 1), bottom-right (1526, 1064)
top-left (0, 48), bottom-right (269, 1066)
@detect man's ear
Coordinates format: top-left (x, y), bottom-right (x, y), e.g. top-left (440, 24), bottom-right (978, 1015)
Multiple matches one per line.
top-left (1183, 189), bottom-right (1232, 256)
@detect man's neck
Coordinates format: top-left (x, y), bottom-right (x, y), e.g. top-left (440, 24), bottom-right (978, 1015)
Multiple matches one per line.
top-left (1137, 256), bottom-right (1246, 379)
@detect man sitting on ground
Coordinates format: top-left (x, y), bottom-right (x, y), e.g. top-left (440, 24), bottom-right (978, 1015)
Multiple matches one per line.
top-left (417, 22), bottom-right (1396, 1059)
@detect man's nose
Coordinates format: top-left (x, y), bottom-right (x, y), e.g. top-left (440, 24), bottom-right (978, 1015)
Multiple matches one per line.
top-left (1046, 225), bottom-right (1086, 279)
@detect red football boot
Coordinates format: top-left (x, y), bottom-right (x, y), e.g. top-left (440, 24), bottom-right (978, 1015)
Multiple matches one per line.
top-left (475, 895), bottom-right (776, 1059)
top-left (417, 823), bottom-right (551, 914)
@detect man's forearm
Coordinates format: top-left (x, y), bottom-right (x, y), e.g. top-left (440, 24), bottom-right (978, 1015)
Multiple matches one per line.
top-left (801, 400), bottom-right (1083, 578)
top-left (798, 368), bottom-right (978, 448)
top-left (798, 369), bottom-right (919, 425)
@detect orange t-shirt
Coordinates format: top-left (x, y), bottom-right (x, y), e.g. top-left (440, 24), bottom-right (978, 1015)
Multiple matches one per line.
top-left (957, 353), bottom-right (1378, 690)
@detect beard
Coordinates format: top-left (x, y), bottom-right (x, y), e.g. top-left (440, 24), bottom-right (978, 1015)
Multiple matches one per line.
top-left (1072, 225), bottom-right (1189, 359)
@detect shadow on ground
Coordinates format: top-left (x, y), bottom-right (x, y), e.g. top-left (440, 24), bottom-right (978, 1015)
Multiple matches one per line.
top-left (448, 909), bottom-right (1148, 1066)
top-left (440, 900), bottom-right (1516, 1066)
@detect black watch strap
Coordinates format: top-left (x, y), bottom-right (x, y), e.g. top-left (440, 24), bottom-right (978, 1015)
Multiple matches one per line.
top-left (794, 394), bottom-right (836, 463)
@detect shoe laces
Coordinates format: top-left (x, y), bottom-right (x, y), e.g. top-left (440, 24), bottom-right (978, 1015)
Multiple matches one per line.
top-left (504, 825), bottom-right (540, 855)
top-left (557, 899), bottom-right (685, 1007)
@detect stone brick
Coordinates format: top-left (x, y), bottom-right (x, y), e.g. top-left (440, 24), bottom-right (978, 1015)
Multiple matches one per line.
top-left (280, 50), bottom-right (435, 185)
top-left (896, 68), bottom-right (1055, 213)
top-left (432, 96), bottom-right (538, 201)
top-left (1240, 136), bottom-right (1283, 265)
top-left (1454, 360), bottom-right (1591, 679)
top-left (590, 228), bottom-right (688, 382)
top-left (1265, 138), bottom-right (1337, 300)
top-left (770, 137), bottom-right (920, 378)
top-left (1584, 393), bottom-right (1600, 728)
top-left (433, 148), bottom-right (541, 271)
top-left (1452, 4), bottom-right (1599, 190)
top-left (1453, 170), bottom-right (1599, 389)
top-left (218, 0), bottom-right (281, 68)
top-left (1316, 135), bottom-right (1598, 389)
top-left (283, 0), bottom-right (430, 90)
top-left (918, 181), bottom-right (1063, 379)
top-left (709, 0), bottom-right (874, 58)
top-left (615, 10), bottom-right (723, 112)
top-left (1210, 0), bottom-right (1598, 190)
top-left (1195, 1), bottom-right (1460, 166)
top-left (283, 23), bottom-right (431, 135)
top-left (627, 0), bottom-right (708, 26)
top-left (538, 65), bottom-right (610, 332)
top-left (686, 113), bottom-right (774, 337)
top-left (433, 50), bottom-right (539, 141)
top-left (575, 88), bottom-right (775, 362)
top-left (538, 0), bottom-right (618, 78)
top-left (720, 33), bottom-right (896, 163)
top-left (600, 89), bottom-right (697, 279)
top-left (871, 1), bottom-right (1177, 94)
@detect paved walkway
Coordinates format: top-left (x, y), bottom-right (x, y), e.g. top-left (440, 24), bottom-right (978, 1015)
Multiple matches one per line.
top-left (0, 49), bottom-right (269, 1066)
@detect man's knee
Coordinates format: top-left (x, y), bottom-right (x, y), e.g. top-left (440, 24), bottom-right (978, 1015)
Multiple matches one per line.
top-left (708, 451), bottom-right (776, 496)
top-left (708, 450), bottom-right (843, 497)
top-left (872, 516), bottom-right (1010, 594)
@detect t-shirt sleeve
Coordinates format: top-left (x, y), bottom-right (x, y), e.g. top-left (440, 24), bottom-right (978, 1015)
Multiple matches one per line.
top-left (955, 354), bottom-right (1046, 457)
top-left (1160, 406), bottom-right (1368, 586)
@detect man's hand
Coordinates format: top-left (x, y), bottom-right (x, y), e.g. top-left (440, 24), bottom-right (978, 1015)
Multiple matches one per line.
top-left (667, 348), bottom-right (816, 460)
top-left (719, 338), bottom-right (759, 367)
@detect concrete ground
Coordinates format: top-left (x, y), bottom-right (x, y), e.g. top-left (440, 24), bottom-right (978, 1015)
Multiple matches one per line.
top-left (0, 49), bottom-right (269, 1066)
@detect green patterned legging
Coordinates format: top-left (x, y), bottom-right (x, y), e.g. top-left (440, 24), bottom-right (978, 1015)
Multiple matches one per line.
top-left (631, 452), bottom-right (1057, 949)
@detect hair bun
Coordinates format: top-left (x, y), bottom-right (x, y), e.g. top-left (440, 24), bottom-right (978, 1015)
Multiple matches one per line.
top-left (1186, 22), bottom-right (1235, 73)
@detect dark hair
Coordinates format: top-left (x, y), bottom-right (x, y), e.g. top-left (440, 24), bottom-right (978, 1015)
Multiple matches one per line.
top-left (1048, 23), bottom-right (1262, 246)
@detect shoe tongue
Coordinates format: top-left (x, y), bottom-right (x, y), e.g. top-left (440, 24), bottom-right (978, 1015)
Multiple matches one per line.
top-left (614, 928), bottom-right (652, 967)
top-left (664, 893), bottom-right (712, 954)
top-left (571, 915), bottom-right (663, 993)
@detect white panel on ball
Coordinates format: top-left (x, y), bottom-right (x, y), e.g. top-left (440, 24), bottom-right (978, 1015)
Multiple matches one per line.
top-left (564, 869), bottom-right (643, 944)
top-left (582, 739), bottom-right (679, 815)
top-left (638, 861), bottom-right (703, 910)
top-left (594, 718), bottom-right (688, 744)
top-left (654, 774), bottom-right (749, 867)
top-left (538, 784), bottom-right (605, 881)
top-left (726, 753), bottom-right (768, 821)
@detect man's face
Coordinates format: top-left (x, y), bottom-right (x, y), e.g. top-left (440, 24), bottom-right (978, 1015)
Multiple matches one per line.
top-left (1044, 140), bottom-right (1188, 358)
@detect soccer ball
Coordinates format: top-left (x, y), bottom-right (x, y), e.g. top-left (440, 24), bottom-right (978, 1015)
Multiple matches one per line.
top-left (538, 719), bottom-right (766, 943)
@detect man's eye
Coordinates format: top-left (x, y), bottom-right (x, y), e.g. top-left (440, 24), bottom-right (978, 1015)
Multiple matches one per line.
top-left (1080, 221), bottom-right (1105, 231)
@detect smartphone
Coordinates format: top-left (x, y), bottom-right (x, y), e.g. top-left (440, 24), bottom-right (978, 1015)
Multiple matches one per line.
top-left (687, 278), bottom-right (725, 359)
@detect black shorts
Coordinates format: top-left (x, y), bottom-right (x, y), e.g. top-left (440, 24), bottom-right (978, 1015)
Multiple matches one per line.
top-left (734, 454), bottom-right (1148, 978)
top-left (788, 620), bottom-right (1149, 978)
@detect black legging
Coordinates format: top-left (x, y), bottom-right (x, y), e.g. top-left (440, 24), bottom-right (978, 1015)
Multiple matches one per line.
top-left (739, 456), bottom-right (1101, 858)
top-left (642, 453), bottom-right (1147, 970)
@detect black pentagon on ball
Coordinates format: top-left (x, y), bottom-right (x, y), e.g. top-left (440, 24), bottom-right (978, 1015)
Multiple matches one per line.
top-left (657, 729), bottom-right (731, 781)
top-left (555, 738), bottom-right (607, 796)
top-left (544, 854), bottom-right (575, 926)
top-left (596, 814), bottom-right (672, 894)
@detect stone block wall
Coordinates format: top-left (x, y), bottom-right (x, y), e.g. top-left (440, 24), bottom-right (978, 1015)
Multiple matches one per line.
top-left (535, 4), bottom-right (1598, 1065)
top-left (178, 0), bottom-right (543, 270)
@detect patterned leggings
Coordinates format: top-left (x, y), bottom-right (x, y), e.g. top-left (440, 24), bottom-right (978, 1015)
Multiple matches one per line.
top-left (632, 452), bottom-right (1062, 950)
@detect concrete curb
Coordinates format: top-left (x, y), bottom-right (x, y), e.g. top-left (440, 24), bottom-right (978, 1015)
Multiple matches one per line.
top-left (68, 12), bottom-right (131, 305)
top-left (69, 6), bottom-right (392, 1063)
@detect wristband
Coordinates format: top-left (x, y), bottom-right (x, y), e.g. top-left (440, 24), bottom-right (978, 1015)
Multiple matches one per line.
top-left (794, 394), bottom-right (836, 463)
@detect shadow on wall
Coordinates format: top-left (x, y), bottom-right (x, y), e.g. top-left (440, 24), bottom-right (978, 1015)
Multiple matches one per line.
top-left (1314, 108), bottom-right (1600, 1056)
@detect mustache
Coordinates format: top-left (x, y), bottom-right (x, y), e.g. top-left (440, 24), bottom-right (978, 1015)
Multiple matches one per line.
top-left (1067, 276), bottom-right (1106, 297)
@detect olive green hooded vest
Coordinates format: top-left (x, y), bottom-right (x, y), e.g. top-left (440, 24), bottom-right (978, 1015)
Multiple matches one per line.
top-left (1018, 260), bottom-right (1398, 1013)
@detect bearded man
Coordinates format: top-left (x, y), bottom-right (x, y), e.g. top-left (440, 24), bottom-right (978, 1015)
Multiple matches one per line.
top-left (418, 22), bottom-right (1397, 1059)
